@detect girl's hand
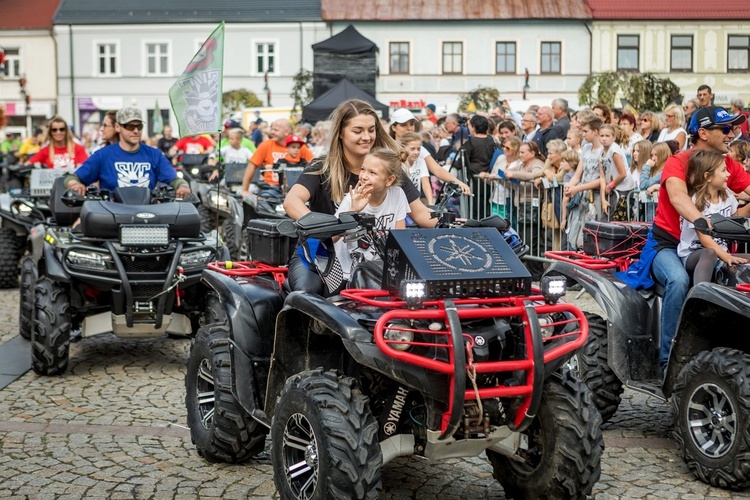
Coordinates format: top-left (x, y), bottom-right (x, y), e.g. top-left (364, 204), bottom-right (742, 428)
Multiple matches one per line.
top-left (349, 181), bottom-right (371, 212)
top-left (458, 180), bottom-right (471, 195)
top-left (602, 198), bottom-right (610, 213)
top-left (565, 184), bottom-right (577, 196)
top-left (647, 185), bottom-right (658, 196)
top-left (645, 159), bottom-right (656, 167)
top-left (560, 219), bottom-right (567, 231)
top-left (722, 254), bottom-right (748, 266)
top-left (604, 184), bottom-right (612, 195)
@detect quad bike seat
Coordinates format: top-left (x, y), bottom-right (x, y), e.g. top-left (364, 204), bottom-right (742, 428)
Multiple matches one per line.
top-left (348, 261), bottom-right (383, 290)
top-left (79, 201), bottom-right (201, 239)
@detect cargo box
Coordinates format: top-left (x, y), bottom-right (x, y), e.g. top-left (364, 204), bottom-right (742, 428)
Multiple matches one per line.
top-left (245, 218), bottom-right (296, 266)
top-left (583, 221), bottom-right (649, 258)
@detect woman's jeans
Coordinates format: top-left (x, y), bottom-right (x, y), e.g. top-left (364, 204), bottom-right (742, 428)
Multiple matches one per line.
top-left (651, 247), bottom-right (690, 369)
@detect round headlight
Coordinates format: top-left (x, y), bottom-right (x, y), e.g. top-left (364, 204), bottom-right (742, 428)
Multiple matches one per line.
top-left (384, 322), bottom-right (414, 351)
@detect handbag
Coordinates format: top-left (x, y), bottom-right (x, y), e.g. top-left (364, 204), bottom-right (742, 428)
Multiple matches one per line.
top-left (542, 199), bottom-right (559, 229)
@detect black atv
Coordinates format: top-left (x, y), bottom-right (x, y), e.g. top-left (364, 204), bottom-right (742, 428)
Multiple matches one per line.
top-left (0, 166), bottom-right (74, 292)
top-left (546, 215), bottom-right (750, 490)
top-left (30, 181), bottom-right (228, 376)
top-left (185, 212), bottom-right (603, 499)
top-left (243, 162), bottom-right (304, 223)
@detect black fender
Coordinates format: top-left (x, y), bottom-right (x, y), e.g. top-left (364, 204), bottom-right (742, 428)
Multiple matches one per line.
top-left (200, 269), bottom-right (282, 422)
top-left (42, 242), bottom-right (70, 282)
top-left (545, 261), bottom-right (660, 381)
top-left (263, 291), bottom-right (451, 419)
top-left (664, 282), bottom-right (750, 394)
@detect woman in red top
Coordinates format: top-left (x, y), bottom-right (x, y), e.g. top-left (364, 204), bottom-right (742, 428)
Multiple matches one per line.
top-left (26, 115), bottom-right (88, 169)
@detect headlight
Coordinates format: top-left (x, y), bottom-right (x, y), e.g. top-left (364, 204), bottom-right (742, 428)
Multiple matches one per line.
top-left (179, 249), bottom-right (214, 269)
top-left (66, 249), bottom-right (114, 271)
top-left (540, 275), bottom-right (567, 304)
top-left (120, 225), bottom-right (169, 247)
top-left (399, 279), bottom-right (426, 309)
top-left (17, 203), bottom-right (32, 214)
top-left (176, 171), bottom-right (184, 179)
top-left (191, 167), bottom-right (200, 176)
top-left (384, 321), bottom-right (414, 351)
top-left (208, 191), bottom-right (232, 211)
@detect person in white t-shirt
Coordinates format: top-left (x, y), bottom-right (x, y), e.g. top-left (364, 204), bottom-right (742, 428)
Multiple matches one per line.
top-left (334, 147), bottom-right (410, 280)
top-left (599, 124), bottom-right (629, 219)
top-left (399, 132), bottom-right (433, 204)
top-left (208, 128), bottom-right (253, 181)
top-left (678, 150), bottom-right (750, 285)
top-left (657, 103), bottom-right (688, 151)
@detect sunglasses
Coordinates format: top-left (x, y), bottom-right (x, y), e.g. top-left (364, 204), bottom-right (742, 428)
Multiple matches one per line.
top-left (51, 127), bottom-right (66, 132)
top-left (707, 125), bottom-right (732, 134)
top-left (122, 122), bottom-right (144, 131)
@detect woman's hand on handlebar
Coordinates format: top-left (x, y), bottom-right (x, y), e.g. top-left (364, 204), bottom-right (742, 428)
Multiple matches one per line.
top-left (457, 180), bottom-right (471, 195)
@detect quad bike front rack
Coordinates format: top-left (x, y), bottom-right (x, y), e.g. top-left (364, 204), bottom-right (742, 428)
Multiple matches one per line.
top-left (207, 261), bottom-right (288, 288)
top-left (340, 289), bottom-right (589, 437)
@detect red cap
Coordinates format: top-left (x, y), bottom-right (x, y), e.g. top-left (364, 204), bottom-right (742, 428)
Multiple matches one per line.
top-left (285, 135), bottom-right (305, 147)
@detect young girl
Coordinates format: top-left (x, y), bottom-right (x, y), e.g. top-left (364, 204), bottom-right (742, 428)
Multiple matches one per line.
top-left (678, 150), bottom-right (750, 285)
top-left (335, 148), bottom-right (410, 280)
top-left (640, 142), bottom-right (671, 199)
top-left (566, 129), bottom-right (583, 152)
top-left (558, 149), bottom-right (580, 242)
top-left (599, 124), bottom-right (630, 219)
top-left (729, 141), bottom-right (750, 173)
top-left (400, 132), bottom-right (433, 205)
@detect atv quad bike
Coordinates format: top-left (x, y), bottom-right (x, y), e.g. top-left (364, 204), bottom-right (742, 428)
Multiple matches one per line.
top-left (31, 181), bottom-right (228, 376)
top-left (0, 166), bottom-right (72, 290)
top-left (185, 211), bottom-right (603, 499)
top-left (546, 215), bottom-right (750, 490)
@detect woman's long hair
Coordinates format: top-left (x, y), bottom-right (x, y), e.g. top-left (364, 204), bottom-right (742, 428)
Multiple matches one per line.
top-left (317, 99), bottom-right (397, 204)
top-left (650, 142), bottom-right (671, 178)
top-left (44, 115), bottom-right (76, 159)
top-left (688, 150), bottom-right (728, 212)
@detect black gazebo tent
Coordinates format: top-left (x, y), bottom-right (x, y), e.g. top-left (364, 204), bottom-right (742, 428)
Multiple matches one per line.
top-left (312, 25), bottom-right (378, 99)
top-left (302, 79), bottom-right (389, 124)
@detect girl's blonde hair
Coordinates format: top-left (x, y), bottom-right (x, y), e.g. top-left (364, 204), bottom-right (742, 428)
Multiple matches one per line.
top-left (632, 140), bottom-right (652, 173)
top-left (566, 128), bottom-right (583, 145)
top-left (600, 123), bottom-right (628, 147)
top-left (399, 132), bottom-right (422, 147)
top-left (561, 148), bottom-right (580, 168)
top-left (316, 99), bottom-right (398, 203)
top-left (650, 142), bottom-right (671, 178)
top-left (503, 137), bottom-right (522, 157)
top-left (367, 147), bottom-right (405, 187)
top-left (687, 150), bottom-right (728, 211)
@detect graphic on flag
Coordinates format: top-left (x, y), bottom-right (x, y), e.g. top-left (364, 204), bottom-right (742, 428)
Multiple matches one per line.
top-left (152, 101), bottom-right (164, 135)
top-left (169, 22), bottom-right (224, 136)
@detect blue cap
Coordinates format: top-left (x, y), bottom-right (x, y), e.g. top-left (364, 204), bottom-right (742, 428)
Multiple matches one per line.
top-left (688, 105), bottom-right (746, 134)
top-left (426, 104), bottom-right (436, 112)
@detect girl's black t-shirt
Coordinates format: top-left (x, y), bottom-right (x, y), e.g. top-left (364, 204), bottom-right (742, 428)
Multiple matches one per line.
top-left (296, 159), bottom-right (421, 215)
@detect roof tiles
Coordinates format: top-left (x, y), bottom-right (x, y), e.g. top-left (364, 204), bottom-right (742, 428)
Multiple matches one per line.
top-left (586, 0), bottom-right (750, 20)
top-left (0, 0), bottom-right (61, 29)
top-left (322, 0), bottom-right (592, 21)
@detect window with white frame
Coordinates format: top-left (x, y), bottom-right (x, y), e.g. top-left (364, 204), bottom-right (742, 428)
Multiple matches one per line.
top-left (256, 42), bottom-right (276, 74)
top-left (1, 48), bottom-right (21, 78)
top-left (389, 42), bottom-right (410, 74)
top-left (541, 41), bottom-right (561, 74)
top-left (496, 42), bottom-right (516, 74)
top-left (671, 35), bottom-right (693, 72)
top-left (97, 43), bottom-right (118, 76)
top-left (442, 42), bottom-right (463, 74)
top-left (616, 35), bottom-right (639, 72)
top-left (146, 43), bottom-right (169, 76)
top-left (728, 35), bottom-right (750, 72)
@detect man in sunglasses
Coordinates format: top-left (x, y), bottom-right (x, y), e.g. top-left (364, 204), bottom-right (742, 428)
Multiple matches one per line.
top-left (648, 106), bottom-right (750, 374)
top-left (65, 107), bottom-right (190, 198)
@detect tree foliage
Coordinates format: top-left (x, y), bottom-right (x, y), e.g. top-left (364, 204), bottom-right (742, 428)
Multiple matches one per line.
top-left (458, 86), bottom-right (500, 113)
top-left (578, 72), bottom-right (682, 112)
top-left (223, 89), bottom-right (262, 115)
top-left (291, 69), bottom-right (314, 115)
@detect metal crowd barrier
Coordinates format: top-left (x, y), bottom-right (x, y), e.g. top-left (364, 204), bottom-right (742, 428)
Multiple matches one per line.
top-left (437, 174), bottom-right (660, 263)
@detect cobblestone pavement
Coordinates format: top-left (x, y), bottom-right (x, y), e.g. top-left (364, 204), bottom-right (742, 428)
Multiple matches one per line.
top-left (1, 287), bottom-right (750, 499)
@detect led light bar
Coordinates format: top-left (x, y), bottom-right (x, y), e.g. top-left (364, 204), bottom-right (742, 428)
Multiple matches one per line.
top-left (120, 225), bottom-right (169, 246)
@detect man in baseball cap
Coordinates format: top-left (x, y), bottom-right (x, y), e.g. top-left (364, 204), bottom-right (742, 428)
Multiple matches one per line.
top-left (116, 107), bottom-right (144, 126)
top-left (66, 106), bottom-right (191, 198)
top-left (688, 105), bottom-right (747, 136)
top-left (644, 103), bottom-right (750, 375)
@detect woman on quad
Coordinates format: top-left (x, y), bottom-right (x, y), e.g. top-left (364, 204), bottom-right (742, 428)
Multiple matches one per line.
top-left (25, 115), bottom-right (88, 169)
top-left (283, 99), bottom-right (437, 294)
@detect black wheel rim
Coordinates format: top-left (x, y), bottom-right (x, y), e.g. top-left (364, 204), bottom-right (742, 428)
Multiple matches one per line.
top-left (686, 382), bottom-right (737, 458)
top-left (283, 412), bottom-right (319, 499)
top-left (195, 358), bottom-right (216, 431)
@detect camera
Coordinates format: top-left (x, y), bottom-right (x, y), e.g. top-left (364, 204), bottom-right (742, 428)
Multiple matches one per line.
top-left (456, 115), bottom-right (467, 126)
